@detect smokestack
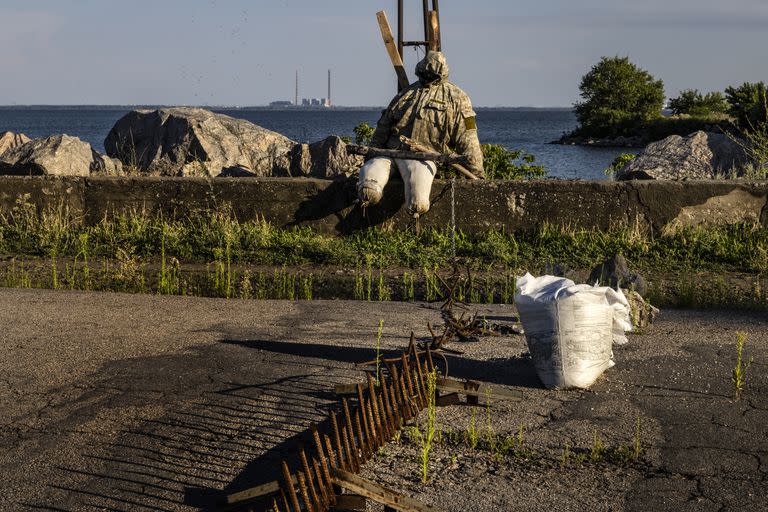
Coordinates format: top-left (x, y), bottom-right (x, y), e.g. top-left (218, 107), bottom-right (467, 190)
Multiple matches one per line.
top-left (295, 70), bottom-right (299, 106)
top-left (327, 69), bottom-right (332, 107)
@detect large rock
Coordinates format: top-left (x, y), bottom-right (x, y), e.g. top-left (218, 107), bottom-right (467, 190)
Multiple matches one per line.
top-left (104, 107), bottom-right (294, 177)
top-left (0, 134), bottom-right (121, 176)
top-left (0, 131), bottom-right (31, 157)
top-left (287, 136), bottom-right (363, 178)
top-left (616, 131), bottom-right (747, 180)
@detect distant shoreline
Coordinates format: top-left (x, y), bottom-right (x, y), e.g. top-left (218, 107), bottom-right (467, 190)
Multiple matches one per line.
top-left (0, 105), bottom-right (573, 112)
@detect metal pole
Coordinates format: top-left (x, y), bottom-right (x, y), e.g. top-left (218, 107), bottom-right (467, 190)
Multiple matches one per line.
top-left (397, 0), bottom-right (404, 60)
top-left (422, 0), bottom-right (429, 42)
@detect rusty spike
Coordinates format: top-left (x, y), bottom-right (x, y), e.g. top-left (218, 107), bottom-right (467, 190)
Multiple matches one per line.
top-left (413, 362), bottom-right (427, 409)
top-left (281, 461), bottom-right (301, 512)
top-left (296, 471), bottom-right (314, 512)
top-left (401, 353), bottom-right (415, 399)
top-left (399, 368), bottom-right (414, 419)
top-left (323, 433), bottom-right (337, 468)
top-left (341, 425), bottom-right (355, 470)
top-left (311, 424), bottom-right (336, 505)
top-left (391, 365), bottom-right (404, 408)
top-left (312, 457), bottom-right (329, 508)
top-left (367, 373), bottom-right (384, 445)
top-left (357, 384), bottom-right (375, 450)
top-left (380, 374), bottom-right (394, 434)
top-left (366, 398), bottom-right (380, 451)
top-left (330, 412), bottom-right (347, 471)
top-left (426, 347), bottom-right (435, 373)
top-left (299, 449), bottom-right (321, 512)
top-left (362, 396), bottom-right (379, 451)
top-left (280, 488), bottom-right (290, 512)
top-left (342, 398), bottom-right (360, 469)
top-left (390, 379), bottom-right (403, 430)
top-left (376, 384), bottom-right (390, 440)
top-left (354, 406), bottom-right (369, 463)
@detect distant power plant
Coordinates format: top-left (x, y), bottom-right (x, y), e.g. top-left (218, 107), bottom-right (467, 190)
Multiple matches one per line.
top-left (270, 69), bottom-right (332, 108)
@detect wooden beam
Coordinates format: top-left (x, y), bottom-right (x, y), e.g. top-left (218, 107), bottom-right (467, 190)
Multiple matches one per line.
top-left (436, 377), bottom-right (524, 402)
top-left (376, 11), bottom-right (410, 91)
top-left (222, 475), bottom-right (296, 506)
top-left (345, 144), bottom-right (469, 165)
top-left (331, 468), bottom-right (443, 512)
top-left (427, 11), bottom-right (440, 52)
top-left (399, 136), bottom-right (480, 180)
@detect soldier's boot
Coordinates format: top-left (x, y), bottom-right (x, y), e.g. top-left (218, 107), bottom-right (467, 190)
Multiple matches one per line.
top-left (399, 159), bottom-right (436, 217)
top-left (357, 157), bottom-right (394, 206)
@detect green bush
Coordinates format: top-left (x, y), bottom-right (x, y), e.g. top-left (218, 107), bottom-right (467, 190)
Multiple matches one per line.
top-left (574, 56), bottom-right (665, 138)
top-left (604, 153), bottom-right (637, 176)
top-left (725, 82), bottom-right (768, 130)
top-left (480, 144), bottom-right (546, 180)
top-left (353, 122), bottom-right (375, 145)
top-left (669, 89), bottom-right (729, 117)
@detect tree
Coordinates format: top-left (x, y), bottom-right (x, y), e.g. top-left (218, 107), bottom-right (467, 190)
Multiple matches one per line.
top-left (724, 82), bottom-right (768, 130)
top-left (574, 56), bottom-right (665, 138)
top-left (668, 89), bottom-right (728, 117)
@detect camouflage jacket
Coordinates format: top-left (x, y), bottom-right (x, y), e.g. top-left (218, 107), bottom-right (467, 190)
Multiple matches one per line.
top-left (370, 52), bottom-right (484, 177)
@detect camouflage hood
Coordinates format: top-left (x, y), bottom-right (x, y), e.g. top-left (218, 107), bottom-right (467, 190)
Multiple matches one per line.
top-left (415, 51), bottom-right (449, 84)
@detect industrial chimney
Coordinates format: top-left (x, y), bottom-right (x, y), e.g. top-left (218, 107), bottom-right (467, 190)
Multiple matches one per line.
top-left (327, 69), bottom-right (332, 107)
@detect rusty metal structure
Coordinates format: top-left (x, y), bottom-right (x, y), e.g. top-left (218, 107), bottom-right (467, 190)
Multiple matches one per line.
top-left (397, 0), bottom-right (442, 59)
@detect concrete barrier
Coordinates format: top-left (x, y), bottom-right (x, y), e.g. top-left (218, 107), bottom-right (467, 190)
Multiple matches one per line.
top-left (1, 176), bottom-right (766, 234)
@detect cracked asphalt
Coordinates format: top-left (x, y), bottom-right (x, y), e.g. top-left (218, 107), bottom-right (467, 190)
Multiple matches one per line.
top-left (0, 288), bottom-right (766, 511)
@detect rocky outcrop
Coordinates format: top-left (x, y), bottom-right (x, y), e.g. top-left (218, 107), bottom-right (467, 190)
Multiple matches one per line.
top-left (0, 135), bottom-right (121, 177)
top-left (104, 107), bottom-right (294, 177)
top-left (0, 131), bottom-right (31, 157)
top-left (287, 136), bottom-right (363, 178)
top-left (615, 131), bottom-right (747, 180)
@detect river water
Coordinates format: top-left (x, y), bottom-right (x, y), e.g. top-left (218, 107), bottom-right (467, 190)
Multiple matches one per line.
top-left (0, 107), bottom-right (629, 180)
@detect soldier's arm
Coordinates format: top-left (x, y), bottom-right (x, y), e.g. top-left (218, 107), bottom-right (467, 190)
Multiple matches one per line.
top-left (451, 98), bottom-right (484, 177)
top-left (370, 94), bottom-right (402, 149)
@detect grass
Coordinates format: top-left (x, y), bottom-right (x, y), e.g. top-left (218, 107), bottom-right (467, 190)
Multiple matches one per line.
top-left (419, 370), bottom-right (438, 484)
top-left (2, 201), bottom-right (768, 307)
top-left (732, 331), bottom-right (753, 400)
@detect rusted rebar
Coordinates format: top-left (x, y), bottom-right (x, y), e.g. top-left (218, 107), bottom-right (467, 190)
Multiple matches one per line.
top-left (330, 412), bottom-right (347, 471)
top-left (342, 398), bottom-right (362, 469)
top-left (311, 425), bottom-right (336, 505)
top-left (281, 461), bottom-right (301, 512)
top-left (296, 470), bottom-right (314, 512)
top-left (312, 457), bottom-right (329, 508)
top-left (357, 384), bottom-right (375, 452)
top-left (299, 449), bottom-right (323, 511)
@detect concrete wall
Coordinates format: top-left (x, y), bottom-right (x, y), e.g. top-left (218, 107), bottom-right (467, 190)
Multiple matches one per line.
top-left (1, 176), bottom-right (767, 235)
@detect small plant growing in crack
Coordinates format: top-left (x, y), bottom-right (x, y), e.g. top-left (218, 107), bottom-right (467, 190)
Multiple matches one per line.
top-left (732, 331), bottom-right (753, 400)
top-left (418, 370), bottom-right (438, 484)
top-left (375, 319), bottom-right (384, 386)
top-left (466, 408), bottom-right (479, 450)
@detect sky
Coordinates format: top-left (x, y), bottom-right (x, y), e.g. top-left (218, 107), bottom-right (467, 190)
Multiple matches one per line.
top-left (0, 0), bottom-right (766, 107)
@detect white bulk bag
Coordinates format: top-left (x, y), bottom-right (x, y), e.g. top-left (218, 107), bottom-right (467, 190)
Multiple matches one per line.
top-left (514, 273), bottom-right (632, 389)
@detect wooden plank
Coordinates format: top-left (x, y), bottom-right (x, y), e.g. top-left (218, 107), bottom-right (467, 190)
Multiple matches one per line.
top-left (223, 476), bottom-right (296, 505)
top-left (428, 11), bottom-right (440, 51)
top-left (399, 136), bottom-right (479, 180)
top-left (345, 144), bottom-right (469, 165)
top-left (331, 468), bottom-right (443, 512)
top-left (376, 11), bottom-right (410, 91)
top-left (436, 377), bottom-right (524, 401)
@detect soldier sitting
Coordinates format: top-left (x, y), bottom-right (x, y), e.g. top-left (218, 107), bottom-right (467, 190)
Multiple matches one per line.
top-left (358, 51), bottom-right (484, 217)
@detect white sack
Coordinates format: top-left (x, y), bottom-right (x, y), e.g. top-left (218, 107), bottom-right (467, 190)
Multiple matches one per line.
top-left (515, 273), bottom-right (632, 389)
